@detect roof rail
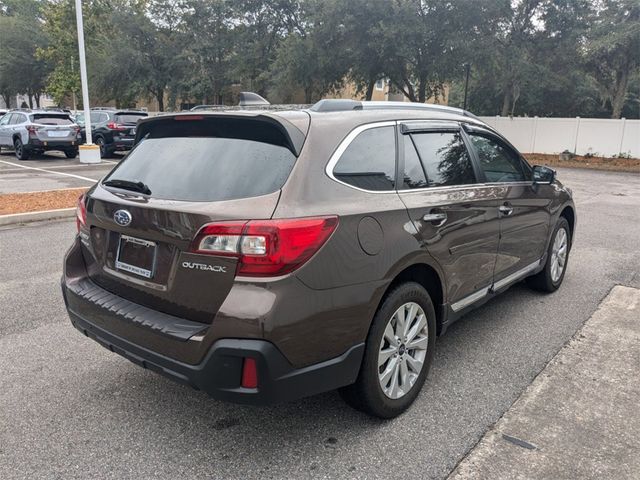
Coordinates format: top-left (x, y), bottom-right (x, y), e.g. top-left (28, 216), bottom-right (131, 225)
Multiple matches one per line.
top-left (309, 99), bottom-right (481, 120)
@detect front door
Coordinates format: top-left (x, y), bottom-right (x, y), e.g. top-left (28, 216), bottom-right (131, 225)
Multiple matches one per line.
top-left (397, 122), bottom-right (502, 311)
top-left (464, 126), bottom-right (551, 285)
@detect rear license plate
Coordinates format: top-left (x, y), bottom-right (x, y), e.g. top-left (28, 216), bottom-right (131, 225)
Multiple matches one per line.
top-left (115, 235), bottom-right (156, 278)
top-left (48, 130), bottom-right (69, 137)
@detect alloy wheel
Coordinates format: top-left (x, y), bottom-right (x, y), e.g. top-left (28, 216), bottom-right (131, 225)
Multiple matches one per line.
top-left (550, 227), bottom-right (568, 282)
top-left (378, 301), bottom-right (429, 399)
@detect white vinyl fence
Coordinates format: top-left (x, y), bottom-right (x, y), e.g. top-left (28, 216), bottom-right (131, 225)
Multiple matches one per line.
top-left (478, 116), bottom-right (640, 158)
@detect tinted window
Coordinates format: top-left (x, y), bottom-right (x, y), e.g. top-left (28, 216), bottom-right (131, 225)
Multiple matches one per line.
top-left (115, 113), bottom-right (147, 124)
top-left (333, 126), bottom-right (396, 191)
top-left (104, 136), bottom-right (296, 202)
top-left (402, 135), bottom-right (428, 189)
top-left (469, 133), bottom-right (525, 182)
top-left (410, 131), bottom-right (475, 187)
top-left (30, 114), bottom-right (73, 125)
top-left (76, 112), bottom-right (108, 124)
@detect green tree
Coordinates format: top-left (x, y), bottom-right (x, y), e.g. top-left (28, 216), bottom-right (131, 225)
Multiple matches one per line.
top-left (585, 0), bottom-right (640, 118)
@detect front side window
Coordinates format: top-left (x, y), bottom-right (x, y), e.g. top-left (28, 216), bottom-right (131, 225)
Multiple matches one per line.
top-left (333, 126), bottom-right (396, 191)
top-left (410, 131), bottom-right (476, 187)
top-left (469, 133), bottom-right (525, 182)
top-left (0, 114), bottom-right (11, 126)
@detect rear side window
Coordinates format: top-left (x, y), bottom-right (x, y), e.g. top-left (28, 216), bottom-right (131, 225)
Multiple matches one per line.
top-left (410, 131), bottom-right (475, 187)
top-left (402, 136), bottom-right (428, 189)
top-left (333, 126), bottom-right (396, 191)
top-left (31, 114), bottom-right (73, 125)
top-left (468, 133), bottom-right (526, 182)
top-left (105, 135), bottom-right (297, 202)
top-left (10, 114), bottom-right (26, 124)
top-left (115, 114), bottom-right (147, 124)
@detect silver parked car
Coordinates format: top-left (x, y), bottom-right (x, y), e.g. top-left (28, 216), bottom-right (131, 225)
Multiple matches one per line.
top-left (0, 109), bottom-right (80, 160)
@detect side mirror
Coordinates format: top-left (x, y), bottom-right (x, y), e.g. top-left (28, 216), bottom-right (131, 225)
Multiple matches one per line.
top-left (533, 165), bottom-right (555, 185)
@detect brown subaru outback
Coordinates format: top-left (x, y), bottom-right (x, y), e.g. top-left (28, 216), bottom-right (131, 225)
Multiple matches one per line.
top-left (62, 100), bottom-right (575, 418)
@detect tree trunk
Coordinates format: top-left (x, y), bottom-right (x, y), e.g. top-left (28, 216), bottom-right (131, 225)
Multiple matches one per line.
top-left (611, 67), bottom-right (629, 119)
top-left (365, 78), bottom-right (376, 101)
top-left (156, 88), bottom-right (164, 112)
top-left (1, 93), bottom-right (10, 109)
top-left (501, 84), bottom-right (511, 116)
top-left (34, 92), bottom-right (41, 108)
top-left (417, 75), bottom-right (428, 103)
top-left (27, 90), bottom-right (33, 109)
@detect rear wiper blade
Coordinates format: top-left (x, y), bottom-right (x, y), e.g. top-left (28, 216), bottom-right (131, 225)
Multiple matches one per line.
top-left (102, 178), bottom-right (151, 195)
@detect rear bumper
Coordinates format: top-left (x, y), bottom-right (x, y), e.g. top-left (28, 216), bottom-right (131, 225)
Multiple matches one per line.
top-left (111, 138), bottom-right (134, 150)
top-left (28, 139), bottom-right (77, 149)
top-left (62, 279), bottom-right (364, 405)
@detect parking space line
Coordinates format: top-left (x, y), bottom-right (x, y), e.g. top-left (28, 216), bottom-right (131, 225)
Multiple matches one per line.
top-left (0, 159), bottom-right (99, 182)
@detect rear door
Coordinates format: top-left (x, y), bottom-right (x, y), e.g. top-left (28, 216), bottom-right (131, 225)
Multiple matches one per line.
top-left (464, 125), bottom-right (551, 285)
top-left (397, 122), bottom-right (501, 311)
top-left (81, 114), bottom-right (305, 323)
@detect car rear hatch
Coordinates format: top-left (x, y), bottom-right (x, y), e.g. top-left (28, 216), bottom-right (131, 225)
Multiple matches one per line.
top-left (79, 112), bottom-right (308, 324)
top-left (110, 111), bottom-right (148, 139)
top-left (30, 113), bottom-right (77, 142)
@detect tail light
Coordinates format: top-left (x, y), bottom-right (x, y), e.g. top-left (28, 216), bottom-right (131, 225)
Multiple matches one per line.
top-left (191, 216), bottom-right (338, 277)
top-left (76, 194), bottom-right (87, 232)
top-left (106, 122), bottom-right (126, 131)
top-left (26, 126), bottom-right (39, 136)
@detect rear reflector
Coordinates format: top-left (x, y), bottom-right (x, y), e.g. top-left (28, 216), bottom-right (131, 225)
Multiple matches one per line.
top-left (241, 358), bottom-right (258, 389)
top-left (191, 216), bottom-right (338, 277)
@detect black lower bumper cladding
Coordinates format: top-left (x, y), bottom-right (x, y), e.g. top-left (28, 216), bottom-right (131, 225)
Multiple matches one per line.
top-left (63, 284), bottom-right (364, 405)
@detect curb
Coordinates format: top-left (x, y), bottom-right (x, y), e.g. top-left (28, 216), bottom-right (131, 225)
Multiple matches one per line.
top-left (0, 208), bottom-right (75, 226)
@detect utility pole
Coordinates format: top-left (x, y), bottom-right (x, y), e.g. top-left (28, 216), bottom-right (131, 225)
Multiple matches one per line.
top-left (463, 63), bottom-right (471, 111)
top-left (74, 0), bottom-right (100, 163)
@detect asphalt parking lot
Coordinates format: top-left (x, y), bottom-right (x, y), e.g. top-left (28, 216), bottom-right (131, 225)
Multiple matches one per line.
top-left (0, 151), bottom-right (116, 194)
top-left (1, 167), bottom-right (639, 480)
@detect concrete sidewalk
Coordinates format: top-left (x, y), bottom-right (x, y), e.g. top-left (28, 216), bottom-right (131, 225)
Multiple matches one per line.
top-left (449, 285), bottom-right (640, 480)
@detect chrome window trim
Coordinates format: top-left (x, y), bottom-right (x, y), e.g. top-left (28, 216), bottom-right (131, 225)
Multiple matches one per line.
top-left (325, 120), bottom-right (399, 194)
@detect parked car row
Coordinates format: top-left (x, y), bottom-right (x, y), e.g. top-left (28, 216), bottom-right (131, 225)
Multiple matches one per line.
top-left (0, 107), bottom-right (147, 160)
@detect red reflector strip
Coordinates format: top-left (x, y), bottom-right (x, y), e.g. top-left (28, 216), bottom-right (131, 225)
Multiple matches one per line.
top-left (241, 358), bottom-right (258, 389)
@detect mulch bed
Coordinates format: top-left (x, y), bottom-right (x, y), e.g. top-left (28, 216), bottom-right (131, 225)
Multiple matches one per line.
top-left (524, 153), bottom-right (640, 173)
top-left (0, 188), bottom-right (87, 216)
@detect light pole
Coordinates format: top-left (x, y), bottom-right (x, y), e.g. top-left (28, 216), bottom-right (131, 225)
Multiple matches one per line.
top-left (463, 63), bottom-right (471, 111)
top-left (74, 0), bottom-right (100, 163)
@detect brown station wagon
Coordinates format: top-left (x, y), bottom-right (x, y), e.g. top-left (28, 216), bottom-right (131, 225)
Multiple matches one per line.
top-left (62, 100), bottom-right (576, 418)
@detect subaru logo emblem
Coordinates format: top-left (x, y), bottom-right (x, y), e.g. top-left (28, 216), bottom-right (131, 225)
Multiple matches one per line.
top-left (113, 210), bottom-right (132, 227)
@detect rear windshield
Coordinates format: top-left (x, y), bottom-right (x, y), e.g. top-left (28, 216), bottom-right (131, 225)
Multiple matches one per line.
top-left (30, 114), bottom-right (73, 125)
top-left (114, 113), bottom-right (147, 124)
top-left (104, 136), bottom-right (297, 201)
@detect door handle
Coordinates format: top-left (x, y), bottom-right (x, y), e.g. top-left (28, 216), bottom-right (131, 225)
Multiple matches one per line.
top-left (499, 205), bottom-right (514, 216)
top-left (423, 212), bottom-right (447, 223)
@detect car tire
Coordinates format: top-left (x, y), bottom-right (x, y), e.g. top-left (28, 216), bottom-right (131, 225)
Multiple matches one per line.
top-left (95, 137), bottom-right (111, 158)
top-left (339, 282), bottom-right (436, 418)
top-left (64, 149), bottom-right (78, 159)
top-left (527, 217), bottom-right (571, 293)
top-left (14, 138), bottom-right (30, 161)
